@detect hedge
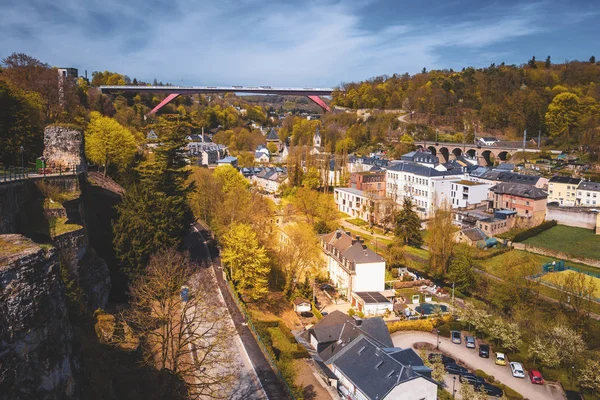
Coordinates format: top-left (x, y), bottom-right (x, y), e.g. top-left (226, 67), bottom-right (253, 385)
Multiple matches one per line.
top-left (474, 370), bottom-right (523, 400)
top-left (512, 220), bottom-right (557, 242)
top-left (388, 319), bottom-right (434, 333)
top-left (437, 324), bottom-right (451, 338)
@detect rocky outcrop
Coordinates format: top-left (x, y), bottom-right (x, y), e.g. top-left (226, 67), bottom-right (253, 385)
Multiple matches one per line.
top-left (53, 229), bottom-right (111, 310)
top-left (0, 234), bottom-right (80, 400)
top-left (43, 126), bottom-right (87, 172)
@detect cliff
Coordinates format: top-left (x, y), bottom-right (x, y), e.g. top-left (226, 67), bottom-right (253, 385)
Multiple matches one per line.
top-left (0, 234), bottom-right (80, 400)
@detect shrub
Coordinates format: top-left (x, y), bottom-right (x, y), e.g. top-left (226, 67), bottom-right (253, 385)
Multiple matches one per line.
top-left (312, 304), bottom-right (323, 320)
top-left (512, 220), bottom-right (557, 242)
top-left (437, 324), bottom-right (451, 338)
top-left (388, 319), bottom-right (434, 333)
top-left (497, 383), bottom-right (523, 400)
top-left (449, 321), bottom-right (463, 331)
top-left (348, 308), bottom-right (356, 317)
top-left (475, 369), bottom-right (495, 383)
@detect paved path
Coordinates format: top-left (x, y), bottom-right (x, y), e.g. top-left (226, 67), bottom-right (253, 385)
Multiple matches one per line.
top-left (188, 222), bottom-right (290, 400)
top-left (391, 331), bottom-right (567, 400)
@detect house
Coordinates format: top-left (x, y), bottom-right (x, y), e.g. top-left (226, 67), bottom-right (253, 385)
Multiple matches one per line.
top-left (293, 298), bottom-right (312, 313)
top-left (350, 171), bottom-right (386, 197)
top-left (266, 128), bottom-right (279, 142)
top-left (488, 182), bottom-right (548, 224)
top-left (449, 179), bottom-right (491, 208)
top-left (331, 335), bottom-right (437, 400)
top-left (576, 181), bottom-right (600, 207)
top-left (347, 155), bottom-right (390, 173)
top-left (469, 168), bottom-right (547, 189)
top-left (476, 210), bottom-right (517, 236)
top-left (146, 129), bottom-right (158, 140)
top-left (254, 151), bottom-right (270, 164)
top-left (334, 187), bottom-right (384, 225)
top-left (478, 137), bottom-right (498, 146)
top-left (216, 156), bottom-right (238, 168)
top-left (251, 167), bottom-right (288, 193)
top-left (351, 292), bottom-right (393, 316)
top-left (320, 230), bottom-right (386, 299)
top-left (454, 227), bottom-right (487, 246)
top-left (401, 151), bottom-right (439, 166)
top-left (313, 126), bottom-right (322, 148)
top-left (547, 176), bottom-right (582, 206)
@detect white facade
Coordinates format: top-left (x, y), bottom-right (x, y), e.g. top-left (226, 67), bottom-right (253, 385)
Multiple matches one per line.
top-left (576, 183), bottom-right (600, 207)
top-left (354, 263), bottom-right (385, 292)
top-left (450, 180), bottom-right (491, 208)
top-left (334, 188), bottom-right (374, 222)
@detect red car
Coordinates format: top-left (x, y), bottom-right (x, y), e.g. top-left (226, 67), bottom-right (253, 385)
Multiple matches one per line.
top-left (528, 369), bottom-right (544, 385)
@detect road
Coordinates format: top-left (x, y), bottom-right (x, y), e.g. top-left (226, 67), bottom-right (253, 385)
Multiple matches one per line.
top-left (391, 331), bottom-right (566, 400)
top-left (186, 221), bottom-right (290, 400)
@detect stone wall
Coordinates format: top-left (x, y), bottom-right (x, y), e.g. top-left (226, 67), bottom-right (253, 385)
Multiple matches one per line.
top-left (546, 206), bottom-right (600, 233)
top-left (43, 126), bottom-right (87, 172)
top-left (0, 235), bottom-right (80, 400)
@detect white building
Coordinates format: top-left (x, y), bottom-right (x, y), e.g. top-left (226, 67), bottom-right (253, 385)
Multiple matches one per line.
top-left (450, 179), bottom-right (491, 208)
top-left (576, 181), bottom-right (600, 207)
top-left (385, 162), bottom-right (464, 218)
top-left (251, 167), bottom-right (288, 193)
top-left (334, 187), bottom-right (382, 224)
top-left (320, 230), bottom-right (385, 300)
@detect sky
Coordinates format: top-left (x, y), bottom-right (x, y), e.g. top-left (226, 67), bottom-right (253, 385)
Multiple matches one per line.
top-left (0, 0), bottom-right (598, 87)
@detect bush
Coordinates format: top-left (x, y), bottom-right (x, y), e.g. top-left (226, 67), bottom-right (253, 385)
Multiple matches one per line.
top-left (348, 308), bottom-right (356, 317)
top-left (278, 325), bottom-right (296, 344)
top-left (475, 369), bottom-right (495, 383)
top-left (449, 321), bottom-right (464, 331)
top-left (512, 220), bottom-right (557, 242)
top-left (496, 383), bottom-right (523, 400)
top-left (312, 304), bottom-right (323, 320)
top-left (437, 324), bottom-right (451, 338)
top-left (388, 319), bottom-right (434, 333)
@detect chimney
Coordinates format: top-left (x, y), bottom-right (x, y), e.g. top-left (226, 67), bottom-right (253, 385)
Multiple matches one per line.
top-left (345, 231), bottom-right (352, 236)
top-left (355, 235), bottom-right (361, 242)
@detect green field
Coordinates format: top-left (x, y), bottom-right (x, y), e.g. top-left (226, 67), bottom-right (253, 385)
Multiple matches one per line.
top-left (541, 269), bottom-right (600, 298)
top-left (523, 225), bottom-right (600, 261)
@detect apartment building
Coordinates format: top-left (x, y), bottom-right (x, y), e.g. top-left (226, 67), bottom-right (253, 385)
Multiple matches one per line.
top-left (488, 182), bottom-right (548, 223)
top-left (450, 180), bottom-right (491, 208)
top-left (576, 181), bottom-right (600, 207)
top-left (350, 170), bottom-right (386, 197)
top-left (547, 176), bottom-right (582, 206)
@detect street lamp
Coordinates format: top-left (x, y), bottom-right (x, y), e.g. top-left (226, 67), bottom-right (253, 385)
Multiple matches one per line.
top-left (436, 329), bottom-right (440, 350)
top-left (19, 146), bottom-right (24, 177)
top-left (452, 376), bottom-right (456, 399)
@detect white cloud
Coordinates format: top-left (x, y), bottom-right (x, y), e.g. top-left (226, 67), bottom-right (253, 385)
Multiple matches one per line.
top-left (0, 0), bottom-right (579, 86)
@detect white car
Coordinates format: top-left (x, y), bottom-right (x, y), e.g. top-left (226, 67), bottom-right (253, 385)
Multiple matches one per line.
top-left (510, 362), bottom-right (525, 378)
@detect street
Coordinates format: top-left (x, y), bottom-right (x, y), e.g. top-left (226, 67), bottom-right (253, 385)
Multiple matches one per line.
top-left (186, 221), bottom-right (290, 400)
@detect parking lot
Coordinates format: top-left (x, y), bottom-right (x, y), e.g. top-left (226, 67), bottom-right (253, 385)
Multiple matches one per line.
top-left (392, 331), bottom-right (567, 400)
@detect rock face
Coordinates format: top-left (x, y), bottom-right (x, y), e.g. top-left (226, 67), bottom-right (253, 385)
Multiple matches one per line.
top-left (0, 234), bottom-right (80, 400)
top-left (43, 126), bottom-right (87, 172)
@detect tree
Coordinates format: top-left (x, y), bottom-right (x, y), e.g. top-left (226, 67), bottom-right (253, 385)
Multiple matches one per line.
top-left (447, 245), bottom-right (476, 295)
top-left (266, 142), bottom-right (278, 155)
top-left (425, 203), bottom-right (455, 277)
top-left (579, 358), bottom-right (600, 395)
top-left (545, 92), bottom-right (581, 141)
top-left (545, 56), bottom-right (552, 68)
top-left (590, 55), bottom-right (596, 64)
top-left (550, 269), bottom-right (596, 329)
top-left (278, 222), bottom-right (325, 297)
top-left (85, 111), bottom-right (137, 177)
top-left (394, 197), bottom-right (422, 246)
top-left (126, 249), bottom-right (236, 399)
top-left (546, 324), bottom-right (586, 367)
top-left (528, 336), bottom-right (560, 368)
top-left (459, 381), bottom-right (488, 400)
top-left (221, 223), bottom-right (270, 300)
top-left (528, 56), bottom-right (537, 69)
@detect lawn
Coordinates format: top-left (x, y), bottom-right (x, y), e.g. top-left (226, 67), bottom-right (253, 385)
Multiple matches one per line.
top-left (523, 225), bottom-right (600, 261)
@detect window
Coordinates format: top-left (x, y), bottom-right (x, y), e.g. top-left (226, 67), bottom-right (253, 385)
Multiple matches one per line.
top-left (526, 201), bottom-right (530, 206)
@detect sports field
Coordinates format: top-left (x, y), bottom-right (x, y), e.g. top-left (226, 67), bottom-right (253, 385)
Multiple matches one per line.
top-left (541, 269), bottom-right (600, 298)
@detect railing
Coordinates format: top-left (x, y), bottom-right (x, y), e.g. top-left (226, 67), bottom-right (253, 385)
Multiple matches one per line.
top-left (0, 163), bottom-right (83, 183)
top-left (223, 279), bottom-right (298, 400)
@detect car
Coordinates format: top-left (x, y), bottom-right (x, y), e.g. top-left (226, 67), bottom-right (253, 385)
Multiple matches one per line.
top-left (320, 283), bottom-right (334, 290)
top-left (495, 352), bottom-right (507, 366)
top-left (479, 344), bottom-right (490, 358)
top-left (451, 330), bottom-right (462, 344)
top-left (459, 373), bottom-right (485, 385)
top-left (465, 336), bottom-right (476, 349)
top-left (300, 311), bottom-right (314, 318)
top-left (510, 362), bottom-right (526, 378)
top-left (445, 363), bottom-right (468, 375)
top-left (528, 369), bottom-right (545, 385)
top-left (475, 382), bottom-right (503, 398)
top-left (428, 353), bottom-right (455, 365)
top-left (321, 311), bottom-right (329, 316)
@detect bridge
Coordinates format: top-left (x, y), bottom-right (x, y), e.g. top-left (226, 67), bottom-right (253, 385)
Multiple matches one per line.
top-left (414, 141), bottom-right (562, 166)
top-left (99, 85), bottom-right (335, 114)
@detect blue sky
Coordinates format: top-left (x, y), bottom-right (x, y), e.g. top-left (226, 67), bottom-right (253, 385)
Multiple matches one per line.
top-left (0, 0), bottom-right (598, 87)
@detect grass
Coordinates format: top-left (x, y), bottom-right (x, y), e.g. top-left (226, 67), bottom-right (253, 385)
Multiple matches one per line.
top-left (343, 227), bottom-right (393, 251)
top-left (541, 270), bottom-right (600, 298)
top-left (52, 217), bottom-right (83, 236)
top-left (0, 237), bottom-right (34, 258)
top-left (523, 225), bottom-right (600, 261)
top-left (346, 218), bottom-right (368, 227)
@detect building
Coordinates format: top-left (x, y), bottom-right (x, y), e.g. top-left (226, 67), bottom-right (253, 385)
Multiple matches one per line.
top-left (351, 292), bottom-right (393, 316)
top-left (476, 210), bottom-right (517, 236)
top-left (488, 182), bottom-right (548, 223)
top-left (320, 230), bottom-right (386, 299)
top-left (334, 188), bottom-right (383, 225)
top-left (575, 181), bottom-right (600, 207)
top-left (251, 167), bottom-right (288, 193)
top-left (449, 179), bottom-right (491, 208)
top-left (216, 156), bottom-right (238, 168)
top-left (57, 67), bottom-right (78, 79)
top-left (266, 128), bottom-right (279, 142)
top-left (293, 298), bottom-right (312, 313)
top-left (454, 227), bottom-right (487, 246)
top-left (385, 162), bottom-right (464, 219)
top-left (350, 170), bottom-right (386, 197)
top-left (547, 176), bottom-right (582, 206)
top-left (254, 151), bottom-right (270, 164)
top-left (469, 168), bottom-right (547, 189)
top-left (347, 155), bottom-right (390, 173)
top-left (400, 151), bottom-right (439, 166)
top-left (478, 137), bottom-right (498, 146)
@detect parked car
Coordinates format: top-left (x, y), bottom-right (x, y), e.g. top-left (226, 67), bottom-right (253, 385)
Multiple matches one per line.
top-left (320, 283), bottom-right (333, 290)
top-left (451, 330), bottom-right (462, 344)
top-left (300, 311), bottom-right (314, 318)
top-left (528, 369), bottom-right (544, 385)
top-left (495, 352), bottom-right (507, 366)
top-left (479, 344), bottom-right (490, 358)
top-left (510, 362), bottom-right (526, 378)
top-left (459, 373), bottom-right (485, 385)
top-left (321, 311), bottom-right (329, 316)
top-left (445, 363), bottom-right (468, 375)
top-left (476, 382), bottom-right (503, 398)
top-left (465, 336), bottom-right (476, 349)
top-left (428, 353), bottom-right (455, 365)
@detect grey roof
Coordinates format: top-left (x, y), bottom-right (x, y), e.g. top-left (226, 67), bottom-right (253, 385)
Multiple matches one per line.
top-left (266, 128), bottom-right (279, 141)
top-left (475, 169), bottom-right (540, 185)
top-left (578, 181), bottom-right (600, 192)
top-left (358, 318), bottom-right (394, 348)
top-left (489, 182), bottom-right (547, 199)
top-left (332, 336), bottom-right (431, 400)
top-left (254, 151), bottom-right (268, 159)
top-left (310, 310), bottom-right (356, 343)
top-left (460, 227), bottom-right (487, 242)
top-left (496, 163), bottom-right (514, 171)
top-left (388, 161), bottom-right (464, 177)
top-left (549, 176), bottom-right (582, 185)
top-left (336, 187), bottom-right (368, 197)
top-left (401, 151), bottom-right (439, 165)
top-left (342, 242), bottom-right (385, 264)
top-left (354, 292), bottom-right (391, 305)
top-left (385, 348), bottom-right (426, 368)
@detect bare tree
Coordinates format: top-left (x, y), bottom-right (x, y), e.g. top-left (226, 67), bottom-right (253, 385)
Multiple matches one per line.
top-left (126, 249), bottom-right (236, 399)
top-left (551, 271), bottom-right (596, 329)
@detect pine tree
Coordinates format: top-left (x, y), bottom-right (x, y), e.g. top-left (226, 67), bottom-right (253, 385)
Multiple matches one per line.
top-left (545, 55), bottom-right (551, 68)
top-left (394, 197), bottom-right (423, 247)
top-left (591, 55), bottom-right (596, 64)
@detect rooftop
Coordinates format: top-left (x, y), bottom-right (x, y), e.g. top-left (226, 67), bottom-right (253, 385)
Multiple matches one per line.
top-left (354, 292), bottom-right (392, 304)
top-left (579, 181), bottom-right (600, 192)
top-left (549, 176), bottom-right (582, 185)
top-left (453, 179), bottom-right (485, 186)
top-left (490, 182), bottom-right (548, 199)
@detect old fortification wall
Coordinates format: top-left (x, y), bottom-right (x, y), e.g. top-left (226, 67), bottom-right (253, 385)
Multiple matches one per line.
top-left (546, 206), bottom-right (600, 233)
top-left (43, 126), bottom-right (87, 172)
top-left (0, 235), bottom-right (80, 400)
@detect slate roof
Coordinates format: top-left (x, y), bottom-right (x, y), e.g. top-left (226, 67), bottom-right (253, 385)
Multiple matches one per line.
top-left (401, 151), bottom-right (439, 165)
top-left (578, 181), bottom-right (600, 192)
top-left (332, 336), bottom-right (432, 400)
top-left (387, 161), bottom-right (464, 177)
top-left (358, 318), bottom-right (394, 348)
top-left (475, 169), bottom-right (540, 185)
top-left (460, 227), bottom-right (487, 242)
top-left (549, 176), bottom-right (582, 185)
top-left (266, 128), bottom-right (279, 141)
top-left (489, 182), bottom-right (547, 199)
top-left (293, 297), bottom-right (311, 306)
top-left (497, 163), bottom-right (514, 171)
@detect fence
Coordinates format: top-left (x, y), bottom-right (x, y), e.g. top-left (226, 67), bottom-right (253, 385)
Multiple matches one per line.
top-left (0, 163), bottom-right (83, 183)
top-left (223, 279), bottom-right (298, 400)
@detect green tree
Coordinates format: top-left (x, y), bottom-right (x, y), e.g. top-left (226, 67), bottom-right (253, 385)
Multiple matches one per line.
top-left (425, 203), bottom-right (455, 278)
top-left (221, 223), bottom-right (270, 300)
top-left (394, 197), bottom-right (422, 246)
top-left (590, 55), bottom-right (596, 64)
top-left (85, 111), bottom-right (137, 177)
top-left (579, 357), bottom-right (600, 396)
top-left (545, 55), bottom-right (551, 68)
top-left (447, 245), bottom-right (476, 295)
top-left (545, 92), bottom-right (581, 141)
